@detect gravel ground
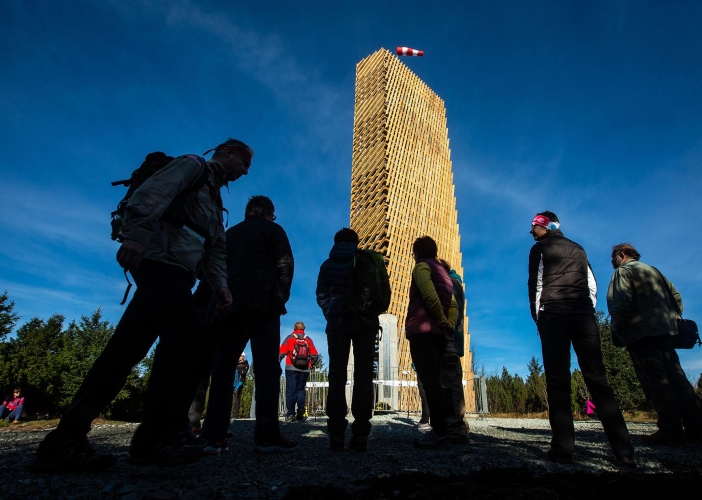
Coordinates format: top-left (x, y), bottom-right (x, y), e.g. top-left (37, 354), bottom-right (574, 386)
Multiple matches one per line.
top-left (1, 415), bottom-right (701, 499)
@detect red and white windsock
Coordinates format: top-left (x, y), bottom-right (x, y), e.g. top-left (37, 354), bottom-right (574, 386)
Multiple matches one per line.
top-left (397, 46), bottom-right (424, 57)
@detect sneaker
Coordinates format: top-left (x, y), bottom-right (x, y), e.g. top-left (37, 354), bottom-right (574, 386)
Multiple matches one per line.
top-left (128, 439), bottom-right (203, 467)
top-left (641, 430), bottom-right (686, 446)
top-left (254, 434), bottom-right (299, 454)
top-left (203, 438), bottom-right (229, 455)
top-left (33, 435), bottom-right (118, 472)
top-left (545, 449), bottom-right (572, 464)
top-left (330, 433), bottom-right (345, 452)
top-left (448, 435), bottom-right (471, 445)
top-left (413, 431), bottom-right (450, 449)
top-left (416, 422), bottom-right (432, 431)
top-left (285, 415), bottom-right (296, 423)
top-left (349, 435), bottom-right (367, 452)
top-left (178, 429), bottom-right (206, 448)
top-left (296, 413), bottom-right (307, 422)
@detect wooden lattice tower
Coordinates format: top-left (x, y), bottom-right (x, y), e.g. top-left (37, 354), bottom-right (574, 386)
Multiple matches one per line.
top-left (350, 48), bottom-right (474, 411)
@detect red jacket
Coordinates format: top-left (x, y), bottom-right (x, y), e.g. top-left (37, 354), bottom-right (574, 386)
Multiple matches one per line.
top-left (279, 330), bottom-right (319, 372)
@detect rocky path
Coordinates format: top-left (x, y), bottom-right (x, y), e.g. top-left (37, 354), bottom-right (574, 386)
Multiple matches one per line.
top-left (1, 415), bottom-right (700, 499)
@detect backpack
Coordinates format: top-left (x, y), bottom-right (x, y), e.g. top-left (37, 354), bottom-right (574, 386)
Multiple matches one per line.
top-left (110, 152), bottom-right (210, 242)
top-left (291, 335), bottom-right (311, 370)
top-left (344, 249), bottom-right (391, 318)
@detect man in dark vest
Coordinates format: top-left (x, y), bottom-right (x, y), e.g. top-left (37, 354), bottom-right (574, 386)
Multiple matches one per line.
top-left (528, 211), bottom-right (635, 467)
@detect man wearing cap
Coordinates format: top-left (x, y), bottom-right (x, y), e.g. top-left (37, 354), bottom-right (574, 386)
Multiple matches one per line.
top-left (35, 139), bottom-right (253, 471)
top-left (527, 211), bottom-right (635, 467)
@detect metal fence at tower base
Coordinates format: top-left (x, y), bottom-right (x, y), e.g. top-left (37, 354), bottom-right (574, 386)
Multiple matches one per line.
top-left (275, 370), bottom-right (489, 418)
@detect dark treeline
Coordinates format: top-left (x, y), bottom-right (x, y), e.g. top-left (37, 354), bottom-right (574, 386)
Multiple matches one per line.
top-left (0, 291), bottom-right (152, 421)
top-left (2, 292), bottom-right (701, 420)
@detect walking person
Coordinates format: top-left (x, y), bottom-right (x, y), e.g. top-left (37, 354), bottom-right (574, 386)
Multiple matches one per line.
top-left (34, 139), bottom-right (252, 471)
top-left (607, 242), bottom-right (702, 445)
top-left (528, 212), bottom-right (635, 467)
top-left (199, 195), bottom-right (298, 454)
top-left (279, 322), bottom-right (319, 422)
top-left (316, 228), bottom-right (390, 451)
top-left (406, 236), bottom-right (457, 449)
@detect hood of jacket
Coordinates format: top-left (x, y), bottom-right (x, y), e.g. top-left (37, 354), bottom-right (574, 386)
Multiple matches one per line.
top-left (329, 241), bottom-right (357, 261)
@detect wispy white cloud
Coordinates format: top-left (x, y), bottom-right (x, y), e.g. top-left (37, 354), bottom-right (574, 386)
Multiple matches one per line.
top-left (0, 181), bottom-right (113, 253)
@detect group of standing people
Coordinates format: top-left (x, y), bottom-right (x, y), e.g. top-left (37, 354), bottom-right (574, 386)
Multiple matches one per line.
top-left (28, 135), bottom-right (699, 472)
top-left (528, 211), bottom-right (702, 467)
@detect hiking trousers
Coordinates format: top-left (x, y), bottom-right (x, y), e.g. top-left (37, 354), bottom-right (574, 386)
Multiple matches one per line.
top-left (53, 260), bottom-right (202, 448)
top-left (327, 330), bottom-right (375, 437)
top-left (200, 312), bottom-right (282, 443)
top-left (409, 334), bottom-right (448, 437)
top-left (538, 312), bottom-right (633, 459)
top-left (285, 370), bottom-right (309, 417)
top-left (628, 335), bottom-right (702, 437)
top-left (440, 354), bottom-right (469, 439)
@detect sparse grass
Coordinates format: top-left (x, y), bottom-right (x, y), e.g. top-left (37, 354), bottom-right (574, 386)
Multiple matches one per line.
top-left (0, 417), bottom-right (132, 432)
top-left (484, 411), bottom-right (657, 423)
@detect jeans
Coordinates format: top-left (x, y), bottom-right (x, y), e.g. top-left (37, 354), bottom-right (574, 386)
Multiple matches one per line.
top-left (628, 335), bottom-right (702, 436)
top-left (440, 354), bottom-right (468, 439)
top-left (409, 334), bottom-right (448, 437)
top-left (538, 312), bottom-right (633, 458)
top-left (285, 371), bottom-right (309, 417)
top-left (327, 330), bottom-right (375, 437)
top-left (200, 312), bottom-right (282, 443)
top-left (50, 260), bottom-right (203, 450)
top-left (1, 404), bottom-right (23, 422)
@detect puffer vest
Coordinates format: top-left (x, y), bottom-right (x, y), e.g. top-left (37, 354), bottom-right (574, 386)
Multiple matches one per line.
top-left (405, 258), bottom-right (454, 337)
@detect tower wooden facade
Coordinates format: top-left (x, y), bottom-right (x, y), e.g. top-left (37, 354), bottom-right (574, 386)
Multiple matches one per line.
top-left (350, 48), bottom-right (474, 411)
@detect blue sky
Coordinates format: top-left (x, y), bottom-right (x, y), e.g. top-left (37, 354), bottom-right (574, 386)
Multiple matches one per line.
top-left (1, 0), bottom-right (701, 380)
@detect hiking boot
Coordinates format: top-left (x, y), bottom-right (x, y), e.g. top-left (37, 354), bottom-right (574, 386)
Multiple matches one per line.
top-left (330, 432), bottom-right (345, 452)
top-left (686, 430), bottom-right (702, 445)
top-left (640, 430), bottom-right (686, 446)
top-left (614, 455), bottom-right (637, 468)
top-left (413, 431), bottom-right (449, 449)
top-left (33, 435), bottom-right (118, 473)
top-left (449, 435), bottom-right (471, 445)
top-left (254, 434), bottom-right (299, 454)
top-left (203, 438), bottom-right (229, 455)
top-left (285, 415), bottom-right (296, 423)
top-left (349, 434), bottom-right (367, 452)
top-left (545, 449), bottom-right (572, 464)
top-left (416, 422), bottom-right (431, 431)
top-left (128, 439), bottom-right (203, 467)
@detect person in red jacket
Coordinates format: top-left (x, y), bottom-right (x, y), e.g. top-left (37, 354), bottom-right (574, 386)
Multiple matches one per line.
top-left (279, 322), bottom-right (319, 422)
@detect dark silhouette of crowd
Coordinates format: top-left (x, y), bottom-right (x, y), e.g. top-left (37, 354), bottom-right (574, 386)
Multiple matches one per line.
top-left (30, 139), bottom-right (700, 473)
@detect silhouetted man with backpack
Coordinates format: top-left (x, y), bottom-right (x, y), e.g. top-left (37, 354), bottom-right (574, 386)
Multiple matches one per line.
top-left (35, 139), bottom-right (253, 471)
top-left (316, 228), bottom-right (391, 452)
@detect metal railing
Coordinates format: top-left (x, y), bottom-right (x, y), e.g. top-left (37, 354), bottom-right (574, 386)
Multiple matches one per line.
top-left (273, 368), bottom-right (488, 417)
